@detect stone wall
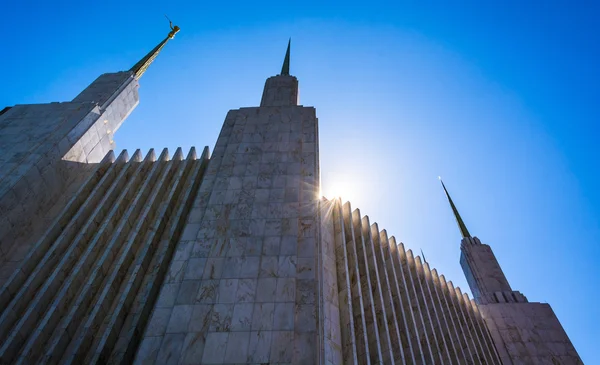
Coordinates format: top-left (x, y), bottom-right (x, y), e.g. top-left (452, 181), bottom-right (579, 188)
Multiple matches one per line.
top-left (260, 75), bottom-right (299, 107)
top-left (481, 302), bottom-right (582, 364)
top-left (459, 236), bottom-right (582, 363)
top-left (135, 103), bottom-right (321, 364)
top-left (0, 72), bottom-right (139, 280)
top-left (0, 147), bottom-right (208, 363)
top-left (73, 71), bottom-right (134, 111)
top-left (460, 236), bottom-right (518, 305)
top-left (66, 72), bottom-right (139, 163)
top-left (330, 199), bottom-right (501, 364)
top-left (0, 102), bottom-right (100, 274)
top-left (318, 199), bottom-right (344, 365)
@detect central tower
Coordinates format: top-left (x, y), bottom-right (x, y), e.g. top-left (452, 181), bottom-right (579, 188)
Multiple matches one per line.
top-left (136, 41), bottom-right (322, 364)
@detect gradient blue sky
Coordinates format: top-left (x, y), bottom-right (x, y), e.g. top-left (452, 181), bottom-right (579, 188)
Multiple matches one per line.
top-left (2, 1), bottom-right (599, 362)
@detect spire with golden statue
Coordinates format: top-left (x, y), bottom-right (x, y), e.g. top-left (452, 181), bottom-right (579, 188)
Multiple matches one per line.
top-left (130, 16), bottom-right (180, 79)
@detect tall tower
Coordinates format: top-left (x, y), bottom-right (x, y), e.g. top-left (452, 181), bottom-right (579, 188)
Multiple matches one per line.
top-left (441, 180), bottom-right (582, 364)
top-left (0, 25), bottom-right (178, 278)
top-left (440, 179), bottom-right (524, 305)
top-left (136, 41), bottom-right (322, 364)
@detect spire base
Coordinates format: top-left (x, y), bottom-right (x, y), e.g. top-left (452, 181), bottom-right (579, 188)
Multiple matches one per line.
top-left (260, 75), bottom-right (299, 107)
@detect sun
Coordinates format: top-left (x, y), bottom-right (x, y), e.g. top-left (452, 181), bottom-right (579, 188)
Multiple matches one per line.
top-left (321, 179), bottom-right (359, 202)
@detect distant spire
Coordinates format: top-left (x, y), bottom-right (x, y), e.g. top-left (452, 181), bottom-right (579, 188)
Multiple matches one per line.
top-left (280, 38), bottom-right (291, 76)
top-left (130, 19), bottom-right (180, 79)
top-left (420, 249), bottom-right (427, 264)
top-left (439, 177), bottom-right (471, 238)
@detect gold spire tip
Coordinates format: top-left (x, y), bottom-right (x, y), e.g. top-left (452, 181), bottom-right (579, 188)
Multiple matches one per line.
top-left (165, 15), bottom-right (180, 39)
top-left (130, 17), bottom-right (180, 79)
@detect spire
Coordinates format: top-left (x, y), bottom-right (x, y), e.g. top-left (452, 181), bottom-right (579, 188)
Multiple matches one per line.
top-left (420, 249), bottom-right (427, 264)
top-left (439, 177), bottom-right (471, 238)
top-left (280, 38), bottom-right (291, 76)
top-left (261, 39), bottom-right (298, 106)
top-left (130, 20), bottom-right (180, 79)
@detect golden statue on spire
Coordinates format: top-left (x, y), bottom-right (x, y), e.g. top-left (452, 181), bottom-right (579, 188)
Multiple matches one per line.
top-left (165, 15), bottom-right (180, 39)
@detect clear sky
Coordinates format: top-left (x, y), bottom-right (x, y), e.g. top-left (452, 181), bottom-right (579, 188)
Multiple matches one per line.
top-left (2, 0), bottom-right (599, 362)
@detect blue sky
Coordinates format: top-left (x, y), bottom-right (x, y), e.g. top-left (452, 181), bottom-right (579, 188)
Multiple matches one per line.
top-left (2, 1), bottom-right (599, 362)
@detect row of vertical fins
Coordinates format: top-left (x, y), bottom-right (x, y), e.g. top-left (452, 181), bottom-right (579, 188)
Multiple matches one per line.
top-left (0, 147), bottom-right (209, 364)
top-left (331, 199), bottom-right (502, 364)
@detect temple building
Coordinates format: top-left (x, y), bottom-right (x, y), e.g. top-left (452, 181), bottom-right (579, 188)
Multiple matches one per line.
top-left (0, 26), bottom-right (582, 364)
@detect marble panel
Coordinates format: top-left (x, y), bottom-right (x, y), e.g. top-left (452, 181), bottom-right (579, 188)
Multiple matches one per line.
top-left (201, 332), bottom-right (228, 363)
top-left (155, 333), bottom-right (185, 365)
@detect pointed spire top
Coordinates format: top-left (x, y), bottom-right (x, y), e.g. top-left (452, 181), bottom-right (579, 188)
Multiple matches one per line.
top-left (130, 18), bottom-right (180, 79)
top-left (420, 249), bottom-right (427, 264)
top-left (280, 38), bottom-right (291, 76)
top-left (439, 177), bottom-right (471, 238)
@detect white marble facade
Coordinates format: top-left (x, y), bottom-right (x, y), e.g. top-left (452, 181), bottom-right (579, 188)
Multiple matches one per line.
top-left (0, 71), bottom-right (138, 284)
top-left (136, 76), bottom-right (322, 364)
